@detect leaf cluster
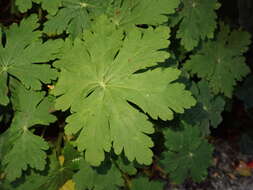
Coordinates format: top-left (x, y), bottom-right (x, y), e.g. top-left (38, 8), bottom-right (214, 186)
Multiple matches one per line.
top-left (0, 0), bottom-right (251, 189)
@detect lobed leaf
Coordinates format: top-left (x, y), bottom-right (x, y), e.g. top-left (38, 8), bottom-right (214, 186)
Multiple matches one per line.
top-left (184, 22), bottom-right (251, 97)
top-left (44, 0), bottom-right (180, 39)
top-left (54, 16), bottom-right (195, 166)
top-left (174, 0), bottom-right (219, 50)
top-left (73, 159), bottom-right (123, 190)
top-left (131, 177), bottom-right (164, 190)
top-left (182, 80), bottom-right (225, 135)
top-left (15, 0), bottom-right (61, 14)
top-left (160, 122), bottom-right (213, 183)
top-left (0, 80), bottom-right (56, 181)
top-left (108, 0), bottom-right (180, 27)
top-left (0, 15), bottom-right (62, 105)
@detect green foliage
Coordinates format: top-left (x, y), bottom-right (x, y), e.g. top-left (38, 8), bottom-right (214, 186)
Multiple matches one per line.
top-left (0, 27), bottom-right (2, 41)
top-left (236, 75), bottom-right (253, 109)
top-left (182, 80), bottom-right (225, 135)
top-left (43, 0), bottom-right (109, 38)
top-left (73, 159), bottom-right (123, 190)
top-left (160, 122), bottom-right (213, 184)
top-left (44, 0), bottom-right (180, 38)
top-left (131, 177), bottom-right (164, 190)
top-left (184, 22), bottom-right (251, 97)
top-left (0, 15), bottom-right (62, 105)
top-left (0, 0), bottom-right (252, 189)
top-left (115, 156), bottom-right (137, 175)
top-left (1, 79), bottom-right (56, 181)
top-left (53, 15), bottom-right (195, 166)
top-left (15, 0), bottom-right (61, 14)
top-left (173, 0), bottom-right (219, 50)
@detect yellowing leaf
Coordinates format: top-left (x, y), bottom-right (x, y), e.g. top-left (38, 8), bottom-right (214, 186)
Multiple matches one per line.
top-left (59, 180), bottom-right (75, 190)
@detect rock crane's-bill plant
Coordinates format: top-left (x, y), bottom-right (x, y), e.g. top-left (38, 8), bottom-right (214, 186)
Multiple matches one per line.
top-left (0, 0), bottom-right (251, 189)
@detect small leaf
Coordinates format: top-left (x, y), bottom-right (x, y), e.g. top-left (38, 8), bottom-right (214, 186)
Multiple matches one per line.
top-left (182, 80), bottom-right (225, 135)
top-left (3, 130), bottom-right (49, 181)
top-left (0, 80), bottom-right (56, 181)
top-left (73, 159), bottom-right (124, 190)
top-left (174, 0), bottom-right (218, 50)
top-left (131, 177), bottom-right (164, 190)
top-left (160, 122), bottom-right (213, 184)
top-left (184, 22), bottom-right (251, 97)
top-left (15, 0), bottom-right (61, 14)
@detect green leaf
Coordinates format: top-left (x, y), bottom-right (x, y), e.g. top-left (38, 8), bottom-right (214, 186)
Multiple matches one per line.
top-left (0, 80), bottom-right (56, 182)
top-left (10, 79), bottom-right (57, 127)
top-left (43, 0), bottom-right (110, 39)
top-left (12, 153), bottom-right (74, 190)
top-left (108, 0), bottom-right (180, 27)
top-left (236, 75), bottom-right (253, 109)
top-left (131, 177), bottom-right (164, 190)
top-left (73, 159), bottom-right (123, 190)
top-left (184, 22), bottom-right (251, 97)
top-left (15, 0), bottom-right (61, 14)
top-left (38, 154), bottom-right (74, 190)
top-left (182, 80), bottom-right (225, 135)
top-left (0, 27), bottom-right (2, 42)
top-left (0, 15), bottom-right (62, 105)
top-left (3, 130), bottom-right (49, 182)
top-left (160, 122), bottom-right (213, 184)
top-left (175, 0), bottom-right (218, 50)
top-left (115, 156), bottom-right (137, 175)
top-left (53, 16), bottom-right (196, 166)
top-left (44, 0), bottom-right (180, 39)
top-left (14, 174), bottom-right (48, 190)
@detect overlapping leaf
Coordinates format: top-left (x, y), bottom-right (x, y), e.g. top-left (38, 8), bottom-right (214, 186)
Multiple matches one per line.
top-left (131, 177), bottom-right (164, 190)
top-left (0, 15), bottom-right (62, 105)
top-left (108, 0), bottom-right (180, 27)
top-left (173, 0), bottom-right (219, 50)
top-left (115, 156), bottom-right (137, 175)
top-left (44, 0), bottom-right (180, 38)
top-left (184, 22), bottom-right (251, 97)
top-left (0, 80), bottom-right (56, 181)
top-left (10, 154), bottom-right (72, 190)
top-left (44, 0), bottom-right (111, 38)
top-left (53, 16), bottom-right (196, 166)
top-left (15, 0), bottom-right (61, 14)
top-left (182, 80), bottom-right (225, 135)
top-left (236, 76), bottom-right (253, 109)
top-left (73, 159), bottom-right (123, 190)
top-left (160, 123), bottom-right (213, 183)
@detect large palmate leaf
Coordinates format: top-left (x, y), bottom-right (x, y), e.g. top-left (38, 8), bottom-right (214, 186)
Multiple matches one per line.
top-left (0, 80), bottom-right (56, 181)
top-left (73, 159), bottom-right (123, 190)
top-left (182, 80), bottom-right (225, 135)
top-left (0, 15), bottom-right (62, 105)
top-left (44, 0), bottom-right (180, 39)
top-left (160, 123), bottom-right (213, 184)
top-left (15, 0), bottom-right (62, 14)
top-left (173, 0), bottom-right (219, 50)
top-left (53, 16), bottom-right (196, 166)
top-left (184, 22), bottom-right (251, 97)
